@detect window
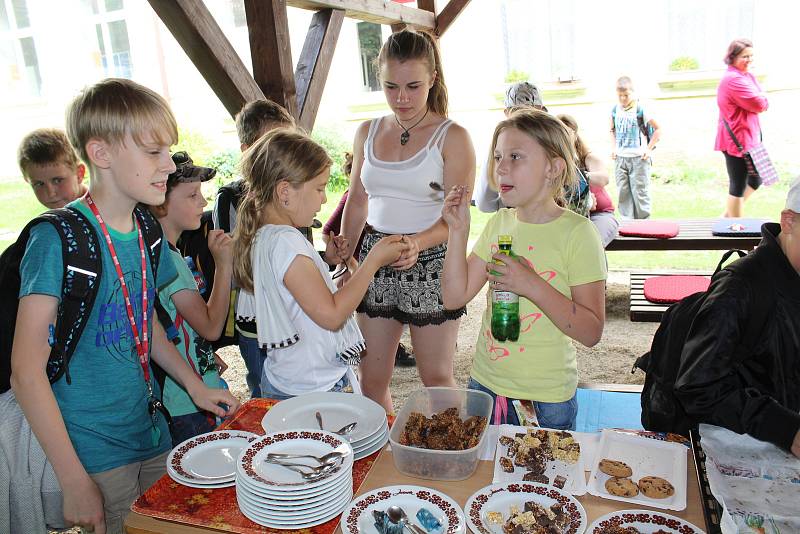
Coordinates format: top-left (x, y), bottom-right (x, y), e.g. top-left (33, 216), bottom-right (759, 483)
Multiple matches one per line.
top-left (501, 0), bottom-right (578, 83)
top-left (357, 22), bottom-right (382, 92)
top-left (0, 0), bottom-right (41, 96)
top-left (85, 0), bottom-right (132, 78)
top-left (667, 0), bottom-right (754, 71)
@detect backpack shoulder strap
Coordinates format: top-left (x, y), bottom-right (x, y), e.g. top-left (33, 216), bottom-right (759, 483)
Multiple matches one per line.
top-left (34, 208), bottom-right (103, 384)
top-left (134, 205), bottom-right (179, 345)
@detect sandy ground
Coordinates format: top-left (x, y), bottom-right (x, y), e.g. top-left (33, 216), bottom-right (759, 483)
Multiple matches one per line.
top-left (217, 274), bottom-right (657, 410)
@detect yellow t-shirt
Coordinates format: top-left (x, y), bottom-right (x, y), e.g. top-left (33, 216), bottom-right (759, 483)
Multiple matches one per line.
top-left (470, 208), bottom-right (607, 402)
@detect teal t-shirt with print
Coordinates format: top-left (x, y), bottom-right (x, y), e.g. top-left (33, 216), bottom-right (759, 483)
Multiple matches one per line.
top-left (18, 201), bottom-right (177, 474)
top-left (159, 248), bottom-right (220, 417)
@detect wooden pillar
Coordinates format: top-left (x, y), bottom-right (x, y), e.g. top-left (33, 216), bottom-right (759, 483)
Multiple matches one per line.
top-left (295, 9), bottom-right (345, 131)
top-left (244, 0), bottom-right (298, 117)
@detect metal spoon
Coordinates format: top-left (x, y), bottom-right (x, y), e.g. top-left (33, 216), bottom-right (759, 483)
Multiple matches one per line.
top-left (266, 450), bottom-right (345, 464)
top-left (386, 505), bottom-right (426, 534)
top-left (334, 421), bottom-right (358, 435)
top-left (267, 460), bottom-right (336, 479)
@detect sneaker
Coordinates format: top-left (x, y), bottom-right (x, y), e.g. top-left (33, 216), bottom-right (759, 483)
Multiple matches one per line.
top-left (395, 343), bottom-right (416, 367)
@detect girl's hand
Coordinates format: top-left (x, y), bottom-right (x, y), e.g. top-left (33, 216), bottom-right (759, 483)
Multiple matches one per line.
top-left (390, 235), bottom-right (419, 271)
top-left (214, 352), bottom-right (228, 375)
top-left (323, 232), bottom-right (350, 266)
top-left (442, 185), bottom-right (471, 233)
top-left (486, 252), bottom-right (539, 297)
top-left (208, 229), bottom-right (233, 267)
top-left (366, 234), bottom-right (407, 268)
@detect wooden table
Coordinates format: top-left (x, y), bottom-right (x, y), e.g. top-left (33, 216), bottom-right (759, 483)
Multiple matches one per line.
top-left (126, 444), bottom-right (706, 533)
top-left (606, 219), bottom-right (762, 252)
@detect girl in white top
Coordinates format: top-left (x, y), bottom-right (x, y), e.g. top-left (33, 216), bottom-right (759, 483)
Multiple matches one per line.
top-left (341, 29), bottom-right (476, 412)
top-left (232, 129), bottom-right (407, 400)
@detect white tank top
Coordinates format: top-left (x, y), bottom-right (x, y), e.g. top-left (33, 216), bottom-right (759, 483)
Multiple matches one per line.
top-left (361, 117), bottom-right (453, 234)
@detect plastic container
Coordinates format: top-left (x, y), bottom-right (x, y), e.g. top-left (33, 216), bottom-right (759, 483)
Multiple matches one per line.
top-left (389, 387), bottom-right (493, 480)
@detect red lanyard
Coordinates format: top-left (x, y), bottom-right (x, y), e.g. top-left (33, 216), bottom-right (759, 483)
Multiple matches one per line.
top-left (84, 194), bottom-right (151, 389)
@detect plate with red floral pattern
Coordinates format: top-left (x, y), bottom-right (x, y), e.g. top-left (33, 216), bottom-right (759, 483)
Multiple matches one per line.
top-left (587, 509), bottom-right (705, 533)
top-left (465, 482), bottom-right (587, 534)
top-left (167, 430), bottom-right (257, 485)
top-left (340, 485), bottom-right (466, 534)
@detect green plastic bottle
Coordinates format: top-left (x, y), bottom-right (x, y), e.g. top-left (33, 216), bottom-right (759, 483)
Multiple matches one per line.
top-left (491, 235), bottom-right (520, 342)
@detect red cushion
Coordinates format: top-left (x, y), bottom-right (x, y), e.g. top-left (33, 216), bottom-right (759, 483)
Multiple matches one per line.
top-left (644, 275), bottom-right (711, 304)
top-left (618, 221), bottom-right (680, 238)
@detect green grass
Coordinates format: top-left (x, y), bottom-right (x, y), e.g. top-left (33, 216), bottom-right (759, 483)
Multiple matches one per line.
top-left (0, 180), bottom-right (47, 249)
top-left (2, 177), bottom-right (788, 273)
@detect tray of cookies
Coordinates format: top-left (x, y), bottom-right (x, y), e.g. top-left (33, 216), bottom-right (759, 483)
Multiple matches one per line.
top-left (587, 429), bottom-right (687, 511)
top-left (492, 425), bottom-right (586, 496)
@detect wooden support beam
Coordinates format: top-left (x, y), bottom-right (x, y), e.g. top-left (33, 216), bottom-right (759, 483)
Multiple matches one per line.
top-left (244, 0), bottom-right (297, 117)
top-left (295, 9), bottom-right (344, 131)
top-left (147, 0), bottom-right (264, 117)
top-left (435, 0), bottom-right (470, 37)
top-left (417, 0), bottom-right (436, 14)
top-left (287, 0), bottom-right (434, 29)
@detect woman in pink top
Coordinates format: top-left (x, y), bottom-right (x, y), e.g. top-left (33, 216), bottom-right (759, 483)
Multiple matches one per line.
top-left (715, 38), bottom-right (769, 217)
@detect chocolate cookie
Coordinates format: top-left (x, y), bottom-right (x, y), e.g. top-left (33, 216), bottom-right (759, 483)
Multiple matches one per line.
top-left (605, 477), bottom-right (639, 497)
top-left (598, 458), bottom-right (633, 478)
top-left (638, 476), bottom-right (675, 499)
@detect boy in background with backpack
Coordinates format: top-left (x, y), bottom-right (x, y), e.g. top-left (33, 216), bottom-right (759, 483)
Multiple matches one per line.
top-left (17, 128), bottom-right (88, 210)
top-left (610, 76), bottom-right (661, 219)
top-left (673, 177), bottom-right (800, 457)
top-left (151, 151), bottom-right (234, 446)
top-left (10, 78), bottom-right (240, 534)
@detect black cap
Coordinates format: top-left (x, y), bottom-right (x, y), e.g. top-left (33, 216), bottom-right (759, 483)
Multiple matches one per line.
top-left (168, 151), bottom-right (216, 184)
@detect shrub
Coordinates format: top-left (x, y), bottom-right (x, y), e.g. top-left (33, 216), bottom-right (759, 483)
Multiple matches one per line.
top-left (668, 56), bottom-right (699, 71)
top-left (505, 69), bottom-right (530, 83)
top-left (206, 150), bottom-right (240, 186)
top-left (174, 127), bottom-right (216, 165)
top-left (312, 126), bottom-right (351, 192)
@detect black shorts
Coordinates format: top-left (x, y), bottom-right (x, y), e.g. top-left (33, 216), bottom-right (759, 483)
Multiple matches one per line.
top-left (357, 228), bottom-right (466, 326)
top-left (723, 151), bottom-right (761, 197)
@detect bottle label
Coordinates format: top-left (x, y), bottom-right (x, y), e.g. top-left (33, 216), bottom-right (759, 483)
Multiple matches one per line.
top-left (492, 290), bottom-right (519, 304)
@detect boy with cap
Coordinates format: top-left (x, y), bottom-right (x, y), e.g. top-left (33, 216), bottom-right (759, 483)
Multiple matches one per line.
top-left (674, 176), bottom-right (800, 457)
top-left (474, 81), bottom-right (546, 213)
top-left (151, 151), bottom-right (234, 446)
top-left (17, 128), bottom-right (88, 210)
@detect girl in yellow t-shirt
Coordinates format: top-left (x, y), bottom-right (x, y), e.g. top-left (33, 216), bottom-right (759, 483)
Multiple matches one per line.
top-left (442, 109), bottom-right (607, 430)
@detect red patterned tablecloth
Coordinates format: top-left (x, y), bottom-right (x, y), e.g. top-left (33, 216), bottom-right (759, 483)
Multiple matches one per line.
top-left (131, 398), bottom-right (391, 533)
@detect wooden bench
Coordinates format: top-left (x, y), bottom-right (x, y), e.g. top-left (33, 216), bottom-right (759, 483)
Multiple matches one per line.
top-left (607, 218), bottom-right (762, 252)
top-left (629, 271), bottom-right (711, 322)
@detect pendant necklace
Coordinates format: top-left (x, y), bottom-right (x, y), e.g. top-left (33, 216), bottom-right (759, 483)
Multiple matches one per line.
top-left (395, 108), bottom-right (429, 146)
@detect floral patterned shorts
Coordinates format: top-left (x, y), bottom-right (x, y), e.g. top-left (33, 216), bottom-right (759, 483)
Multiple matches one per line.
top-left (357, 228), bottom-right (466, 326)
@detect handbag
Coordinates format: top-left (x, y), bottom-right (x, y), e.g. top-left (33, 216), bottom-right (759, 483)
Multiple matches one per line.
top-left (722, 119), bottom-right (779, 186)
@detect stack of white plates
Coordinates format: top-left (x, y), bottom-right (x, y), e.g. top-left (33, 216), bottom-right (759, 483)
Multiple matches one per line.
top-left (166, 430), bottom-right (258, 489)
top-left (261, 392), bottom-right (389, 460)
top-left (235, 430), bottom-right (354, 529)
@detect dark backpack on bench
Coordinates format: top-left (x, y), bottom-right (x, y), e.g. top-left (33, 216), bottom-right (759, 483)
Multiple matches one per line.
top-left (0, 205), bottom-right (169, 393)
top-left (633, 249), bottom-right (771, 436)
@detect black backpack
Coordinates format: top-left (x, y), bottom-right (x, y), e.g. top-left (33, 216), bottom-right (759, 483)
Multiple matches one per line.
top-left (0, 205), bottom-right (170, 393)
top-left (633, 249), bottom-right (771, 436)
